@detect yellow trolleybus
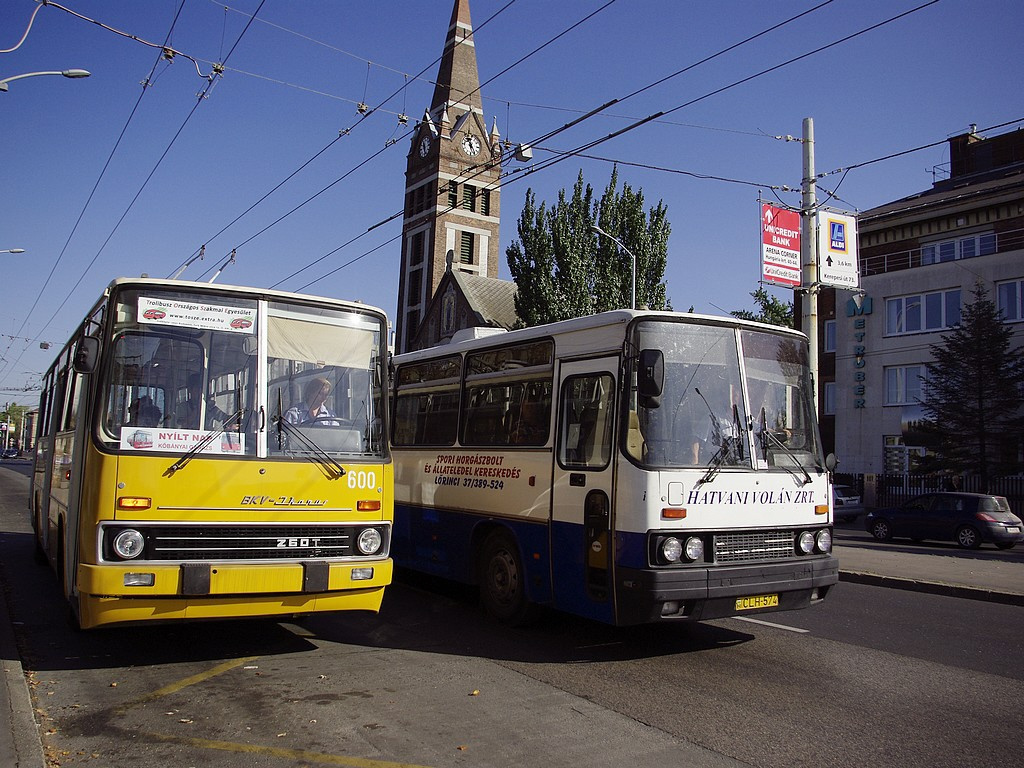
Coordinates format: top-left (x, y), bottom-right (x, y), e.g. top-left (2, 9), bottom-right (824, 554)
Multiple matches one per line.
top-left (391, 310), bottom-right (838, 625)
top-left (32, 277), bottom-right (392, 629)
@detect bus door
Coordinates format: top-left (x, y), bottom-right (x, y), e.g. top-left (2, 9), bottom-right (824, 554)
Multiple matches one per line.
top-left (551, 358), bottom-right (617, 623)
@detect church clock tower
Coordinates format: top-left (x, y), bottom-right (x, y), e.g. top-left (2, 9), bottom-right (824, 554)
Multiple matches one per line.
top-left (395, 0), bottom-right (503, 353)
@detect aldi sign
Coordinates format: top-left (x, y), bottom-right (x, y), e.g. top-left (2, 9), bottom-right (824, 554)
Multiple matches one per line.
top-left (816, 211), bottom-right (859, 289)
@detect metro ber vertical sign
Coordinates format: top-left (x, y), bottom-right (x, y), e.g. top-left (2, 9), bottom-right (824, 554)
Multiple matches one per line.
top-left (760, 203), bottom-right (801, 287)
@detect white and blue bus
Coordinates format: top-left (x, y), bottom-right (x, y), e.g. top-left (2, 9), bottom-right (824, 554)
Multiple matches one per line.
top-left (390, 310), bottom-right (837, 625)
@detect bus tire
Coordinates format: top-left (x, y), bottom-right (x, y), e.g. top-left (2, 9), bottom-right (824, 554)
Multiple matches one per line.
top-left (31, 494), bottom-right (47, 565)
top-left (57, 521), bottom-right (82, 631)
top-left (478, 530), bottom-right (535, 626)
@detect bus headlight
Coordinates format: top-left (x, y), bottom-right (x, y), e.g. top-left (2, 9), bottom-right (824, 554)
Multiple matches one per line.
top-left (112, 529), bottom-right (145, 560)
top-left (660, 537), bottom-right (683, 563)
top-left (797, 531), bottom-right (816, 555)
top-left (356, 527), bottom-right (383, 556)
top-left (683, 536), bottom-right (704, 562)
top-left (816, 529), bottom-right (832, 553)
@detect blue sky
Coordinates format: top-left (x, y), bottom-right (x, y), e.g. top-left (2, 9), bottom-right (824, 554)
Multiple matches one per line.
top-left (1, 0), bottom-right (1021, 404)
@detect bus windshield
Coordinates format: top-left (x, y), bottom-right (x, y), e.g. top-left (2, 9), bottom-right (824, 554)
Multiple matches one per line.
top-left (99, 288), bottom-right (384, 458)
top-left (629, 320), bottom-right (821, 472)
top-left (740, 328), bottom-right (822, 472)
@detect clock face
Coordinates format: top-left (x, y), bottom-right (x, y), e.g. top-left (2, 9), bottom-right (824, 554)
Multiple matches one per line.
top-left (461, 134), bottom-right (481, 157)
top-left (418, 135), bottom-right (431, 158)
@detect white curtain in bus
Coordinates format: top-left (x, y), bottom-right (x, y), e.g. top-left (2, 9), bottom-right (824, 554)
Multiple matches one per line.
top-left (268, 315), bottom-right (373, 369)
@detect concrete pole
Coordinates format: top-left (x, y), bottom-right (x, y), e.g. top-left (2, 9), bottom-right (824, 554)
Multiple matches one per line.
top-left (801, 117), bottom-right (819, 413)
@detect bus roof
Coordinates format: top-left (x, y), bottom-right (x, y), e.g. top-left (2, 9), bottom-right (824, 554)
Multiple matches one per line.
top-left (104, 276), bottom-right (388, 320)
top-left (395, 309), bottom-right (808, 363)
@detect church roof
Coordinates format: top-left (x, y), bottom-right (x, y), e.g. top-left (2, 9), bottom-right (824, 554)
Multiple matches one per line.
top-left (451, 270), bottom-right (518, 330)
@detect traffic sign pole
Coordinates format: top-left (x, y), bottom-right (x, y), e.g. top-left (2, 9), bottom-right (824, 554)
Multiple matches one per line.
top-left (800, 117), bottom-right (819, 413)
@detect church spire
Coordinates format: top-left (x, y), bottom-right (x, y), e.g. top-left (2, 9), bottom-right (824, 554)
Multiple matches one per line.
top-left (430, 0), bottom-right (483, 119)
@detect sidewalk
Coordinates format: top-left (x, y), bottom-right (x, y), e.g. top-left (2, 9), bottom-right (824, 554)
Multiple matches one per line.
top-left (834, 540), bottom-right (1024, 605)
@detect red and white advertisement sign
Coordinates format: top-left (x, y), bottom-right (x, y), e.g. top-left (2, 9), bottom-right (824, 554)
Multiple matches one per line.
top-left (760, 203), bottom-right (801, 287)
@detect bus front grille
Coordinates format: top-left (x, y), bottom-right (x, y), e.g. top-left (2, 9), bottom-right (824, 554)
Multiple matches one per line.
top-left (713, 530), bottom-right (795, 563)
top-left (100, 523), bottom-right (388, 563)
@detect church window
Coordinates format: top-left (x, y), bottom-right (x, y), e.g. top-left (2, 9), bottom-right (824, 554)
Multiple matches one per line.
top-left (463, 184), bottom-right (476, 212)
top-left (448, 181), bottom-right (458, 208)
top-left (410, 231), bottom-right (424, 266)
top-left (460, 232), bottom-right (475, 264)
top-left (409, 269), bottom-right (423, 305)
top-left (480, 189), bottom-right (490, 216)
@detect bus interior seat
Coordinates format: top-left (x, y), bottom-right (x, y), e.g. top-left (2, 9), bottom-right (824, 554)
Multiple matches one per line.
top-left (626, 411), bottom-right (645, 460)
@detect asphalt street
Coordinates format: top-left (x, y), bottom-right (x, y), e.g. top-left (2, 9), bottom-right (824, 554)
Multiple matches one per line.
top-left (2, 459), bottom-right (1021, 767)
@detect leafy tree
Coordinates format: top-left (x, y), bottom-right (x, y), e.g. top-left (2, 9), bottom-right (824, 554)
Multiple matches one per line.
top-left (919, 283), bottom-right (1024, 487)
top-left (731, 287), bottom-right (793, 327)
top-left (506, 167), bottom-right (671, 326)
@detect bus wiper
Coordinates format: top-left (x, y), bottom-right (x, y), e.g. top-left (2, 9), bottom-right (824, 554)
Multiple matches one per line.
top-left (758, 407), bottom-right (811, 486)
top-left (163, 409), bottom-right (243, 477)
top-left (273, 415), bottom-right (346, 479)
top-left (693, 390), bottom-right (744, 487)
top-left (696, 437), bottom-right (729, 487)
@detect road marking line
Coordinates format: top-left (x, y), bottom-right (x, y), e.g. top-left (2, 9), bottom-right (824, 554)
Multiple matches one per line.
top-left (731, 616), bottom-right (809, 633)
top-left (146, 731), bottom-right (435, 768)
top-left (115, 655), bottom-right (259, 714)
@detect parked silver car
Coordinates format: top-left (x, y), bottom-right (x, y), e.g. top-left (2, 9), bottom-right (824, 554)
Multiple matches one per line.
top-left (833, 484), bottom-right (863, 523)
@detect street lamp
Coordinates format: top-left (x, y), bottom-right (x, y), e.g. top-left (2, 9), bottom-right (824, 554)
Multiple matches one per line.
top-left (1, 249), bottom-right (26, 254)
top-left (591, 224), bottom-right (636, 310)
top-left (0, 69), bottom-right (90, 92)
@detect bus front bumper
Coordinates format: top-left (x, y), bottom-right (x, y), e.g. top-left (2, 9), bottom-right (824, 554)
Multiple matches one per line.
top-left (75, 559), bottom-right (393, 629)
top-left (615, 554), bottom-right (838, 625)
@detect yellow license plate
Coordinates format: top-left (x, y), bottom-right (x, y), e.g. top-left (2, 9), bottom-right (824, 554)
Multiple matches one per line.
top-left (735, 594), bottom-right (779, 611)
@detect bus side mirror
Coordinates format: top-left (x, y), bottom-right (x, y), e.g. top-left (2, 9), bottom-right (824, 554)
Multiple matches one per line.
top-left (73, 337), bottom-right (100, 374)
top-left (637, 349), bottom-right (664, 408)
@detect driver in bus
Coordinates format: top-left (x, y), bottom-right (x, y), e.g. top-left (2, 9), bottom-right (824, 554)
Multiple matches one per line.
top-left (176, 374), bottom-right (228, 430)
top-left (285, 376), bottom-right (341, 426)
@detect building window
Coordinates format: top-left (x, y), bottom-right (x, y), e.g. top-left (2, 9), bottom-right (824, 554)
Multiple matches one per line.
top-left (823, 320), bottom-right (836, 353)
top-left (463, 184), bottom-right (476, 212)
top-left (885, 365), bottom-right (925, 406)
top-left (408, 269), bottom-right (423, 306)
top-left (460, 231), bottom-right (474, 264)
top-left (405, 309), bottom-right (420, 344)
top-left (480, 189), bottom-right (491, 216)
top-left (410, 231), bottom-right (424, 266)
top-left (997, 279), bottom-right (1024, 322)
top-left (885, 290), bottom-right (960, 335)
top-left (447, 180), bottom-right (458, 208)
top-left (921, 232), bottom-right (996, 264)
top-left (823, 382), bottom-right (836, 415)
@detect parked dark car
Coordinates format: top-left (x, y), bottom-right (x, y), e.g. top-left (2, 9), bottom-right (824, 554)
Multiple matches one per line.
top-left (865, 492), bottom-right (1023, 550)
top-left (1, 448), bottom-right (19, 459)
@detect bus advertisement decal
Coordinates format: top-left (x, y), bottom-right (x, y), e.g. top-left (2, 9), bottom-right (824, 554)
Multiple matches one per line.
top-left (119, 428), bottom-right (245, 454)
top-left (138, 296), bottom-right (255, 334)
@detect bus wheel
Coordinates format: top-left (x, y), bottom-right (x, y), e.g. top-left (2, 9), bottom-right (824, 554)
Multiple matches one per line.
top-left (478, 530), bottom-right (535, 626)
top-left (57, 522), bottom-right (82, 630)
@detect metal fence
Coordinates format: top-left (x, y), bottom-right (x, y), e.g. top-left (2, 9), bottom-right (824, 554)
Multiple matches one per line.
top-left (835, 472), bottom-right (1024, 517)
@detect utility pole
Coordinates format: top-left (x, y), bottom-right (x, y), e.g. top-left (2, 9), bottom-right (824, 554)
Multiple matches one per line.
top-left (800, 117), bottom-right (819, 412)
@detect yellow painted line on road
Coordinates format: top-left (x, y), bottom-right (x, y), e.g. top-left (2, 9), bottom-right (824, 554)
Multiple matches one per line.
top-left (115, 655), bottom-right (259, 715)
top-left (145, 731), bottom-right (436, 768)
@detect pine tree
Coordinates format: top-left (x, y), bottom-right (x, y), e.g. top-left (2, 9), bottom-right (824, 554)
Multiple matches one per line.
top-left (920, 282), bottom-right (1024, 487)
top-left (506, 167), bottom-right (671, 327)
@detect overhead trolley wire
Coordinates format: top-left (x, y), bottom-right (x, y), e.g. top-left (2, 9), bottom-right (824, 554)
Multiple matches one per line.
top-left (0, 1), bottom-right (267, 388)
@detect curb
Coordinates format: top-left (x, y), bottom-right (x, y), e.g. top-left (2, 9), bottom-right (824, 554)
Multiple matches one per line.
top-left (839, 569), bottom-right (1024, 606)
top-left (0, 570), bottom-right (45, 768)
